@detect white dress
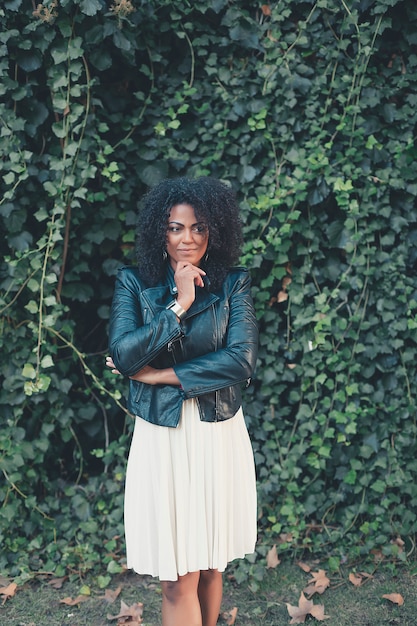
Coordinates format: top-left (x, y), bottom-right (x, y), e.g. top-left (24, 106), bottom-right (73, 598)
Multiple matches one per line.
top-left (124, 398), bottom-right (257, 581)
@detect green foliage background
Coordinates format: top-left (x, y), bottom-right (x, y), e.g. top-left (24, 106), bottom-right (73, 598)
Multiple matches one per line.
top-left (1, 0), bottom-right (416, 581)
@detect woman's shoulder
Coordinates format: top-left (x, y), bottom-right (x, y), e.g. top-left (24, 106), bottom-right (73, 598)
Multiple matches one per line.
top-left (115, 265), bottom-right (145, 288)
top-left (223, 266), bottom-right (252, 290)
top-left (227, 265), bottom-right (250, 276)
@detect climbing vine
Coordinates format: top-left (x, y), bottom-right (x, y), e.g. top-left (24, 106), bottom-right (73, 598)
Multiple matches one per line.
top-left (0, 0), bottom-right (416, 581)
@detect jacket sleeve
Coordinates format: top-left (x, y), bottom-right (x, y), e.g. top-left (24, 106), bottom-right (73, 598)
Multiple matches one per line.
top-left (108, 268), bottom-right (183, 377)
top-left (173, 270), bottom-right (258, 397)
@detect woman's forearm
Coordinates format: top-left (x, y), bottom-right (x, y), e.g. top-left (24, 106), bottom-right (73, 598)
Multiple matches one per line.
top-left (130, 365), bottom-right (181, 386)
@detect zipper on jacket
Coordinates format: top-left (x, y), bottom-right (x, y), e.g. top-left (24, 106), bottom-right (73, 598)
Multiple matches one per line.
top-left (214, 390), bottom-right (219, 421)
top-left (167, 340), bottom-right (177, 364)
top-left (196, 396), bottom-right (202, 421)
top-left (167, 334), bottom-right (184, 365)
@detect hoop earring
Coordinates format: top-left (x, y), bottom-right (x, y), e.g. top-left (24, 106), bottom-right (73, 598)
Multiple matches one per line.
top-left (204, 252), bottom-right (209, 262)
top-left (162, 250), bottom-right (167, 261)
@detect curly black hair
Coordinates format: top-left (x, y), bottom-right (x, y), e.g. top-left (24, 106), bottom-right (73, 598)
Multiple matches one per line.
top-left (135, 177), bottom-right (243, 290)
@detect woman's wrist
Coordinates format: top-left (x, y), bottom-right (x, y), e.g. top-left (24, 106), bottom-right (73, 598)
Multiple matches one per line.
top-left (166, 300), bottom-right (187, 320)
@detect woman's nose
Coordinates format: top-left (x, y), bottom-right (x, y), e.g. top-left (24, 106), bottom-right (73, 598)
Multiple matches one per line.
top-left (182, 228), bottom-right (194, 241)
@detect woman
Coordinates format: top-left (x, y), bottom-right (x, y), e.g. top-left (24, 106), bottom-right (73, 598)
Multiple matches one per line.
top-left (107, 176), bottom-right (258, 626)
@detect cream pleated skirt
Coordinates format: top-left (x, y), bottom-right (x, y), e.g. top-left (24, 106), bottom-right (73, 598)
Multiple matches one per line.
top-left (124, 398), bottom-right (257, 581)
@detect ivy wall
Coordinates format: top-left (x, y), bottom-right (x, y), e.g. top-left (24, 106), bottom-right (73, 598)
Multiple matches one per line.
top-left (1, 0), bottom-right (416, 579)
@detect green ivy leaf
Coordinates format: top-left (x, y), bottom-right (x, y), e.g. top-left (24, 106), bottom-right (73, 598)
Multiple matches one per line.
top-left (40, 355), bottom-right (54, 369)
top-left (22, 363), bottom-right (36, 379)
top-left (79, 0), bottom-right (102, 16)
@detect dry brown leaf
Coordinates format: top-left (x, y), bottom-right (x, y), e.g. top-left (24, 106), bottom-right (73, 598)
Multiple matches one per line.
top-left (371, 549), bottom-right (384, 562)
top-left (0, 582), bottom-right (17, 605)
top-left (59, 595), bottom-right (89, 606)
top-left (304, 569), bottom-right (330, 596)
top-left (349, 572), bottom-right (363, 587)
top-left (391, 537), bottom-right (405, 552)
top-left (220, 606), bottom-right (238, 625)
top-left (297, 562), bottom-right (311, 573)
top-left (266, 544), bottom-right (281, 569)
top-left (277, 290), bottom-right (288, 302)
top-left (310, 603), bottom-right (331, 620)
top-left (286, 592), bottom-right (330, 624)
top-left (287, 593), bottom-right (312, 624)
top-left (107, 599), bottom-right (144, 622)
top-left (261, 4), bottom-right (272, 16)
top-left (382, 593), bottom-right (404, 606)
top-left (278, 532), bottom-right (293, 544)
top-left (100, 586), bottom-right (123, 604)
top-left (48, 576), bottom-right (67, 589)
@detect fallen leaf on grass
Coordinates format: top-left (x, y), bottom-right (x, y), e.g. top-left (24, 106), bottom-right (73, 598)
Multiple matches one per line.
top-left (48, 576), bottom-right (67, 589)
top-left (303, 570), bottom-right (330, 596)
top-left (382, 593), bottom-right (404, 606)
top-left (297, 562), bottom-right (311, 573)
top-left (266, 544), bottom-right (281, 569)
top-left (100, 586), bottom-right (123, 604)
top-left (0, 582), bottom-right (17, 604)
top-left (286, 592), bottom-right (330, 623)
top-left (107, 599), bottom-right (144, 623)
top-left (349, 573), bottom-right (363, 587)
top-left (349, 572), bottom-right (373, 587)
top-left (220, 606), bottom-right (238, 625)
top-left (59, 595), bottom-right (89, 606)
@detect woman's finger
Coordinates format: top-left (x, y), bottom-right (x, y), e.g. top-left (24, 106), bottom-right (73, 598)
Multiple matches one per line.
top-left (106, 356), bottom-right (121, 375)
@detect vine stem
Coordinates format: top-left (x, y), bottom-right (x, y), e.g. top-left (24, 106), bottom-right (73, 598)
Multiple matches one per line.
top-left (0, 269), bottom-right (37, 315)
top-left (57, 48), bottom-right (92, 302)
top-left (69, 424), bottom-right (84, 485)
top-left (181, 29), bottom-right (195, 88)
top-left (36, 217), bottom-right (56, 375)
top-left (2, 469), bottom-right (54, 521)
top-left (45, 326), bottom-right (131, 416)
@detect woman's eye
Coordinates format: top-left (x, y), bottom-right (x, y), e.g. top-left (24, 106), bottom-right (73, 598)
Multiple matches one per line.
top-left (167, 224), bottom-right (208, 234)
top-left (193, 225), bottom-right (208, 234)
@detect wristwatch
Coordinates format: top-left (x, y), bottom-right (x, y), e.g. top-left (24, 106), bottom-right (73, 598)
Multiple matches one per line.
top-left (166, 300), bottom-right (187, 321)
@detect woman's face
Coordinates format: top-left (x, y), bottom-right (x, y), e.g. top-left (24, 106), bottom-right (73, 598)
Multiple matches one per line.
top-left (166, 203), bottom-right (209, 269)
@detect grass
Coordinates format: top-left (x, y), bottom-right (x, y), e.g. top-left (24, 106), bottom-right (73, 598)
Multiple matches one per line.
top-left (1, 560), bottom-right (417, 625)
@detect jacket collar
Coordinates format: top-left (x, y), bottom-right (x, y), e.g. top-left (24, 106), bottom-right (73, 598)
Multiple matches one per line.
top-left (166, 263), bottom-right (179, 296)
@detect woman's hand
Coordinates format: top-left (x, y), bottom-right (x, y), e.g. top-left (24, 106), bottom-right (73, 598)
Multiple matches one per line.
top-left (106, 356), bottom-right (120, 375)
top-left (174, 261), bottom-right (206, 310)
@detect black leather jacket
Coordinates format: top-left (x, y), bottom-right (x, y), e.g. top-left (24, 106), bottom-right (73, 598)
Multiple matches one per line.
top-left (108, 264), bottom-right (258, 427)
